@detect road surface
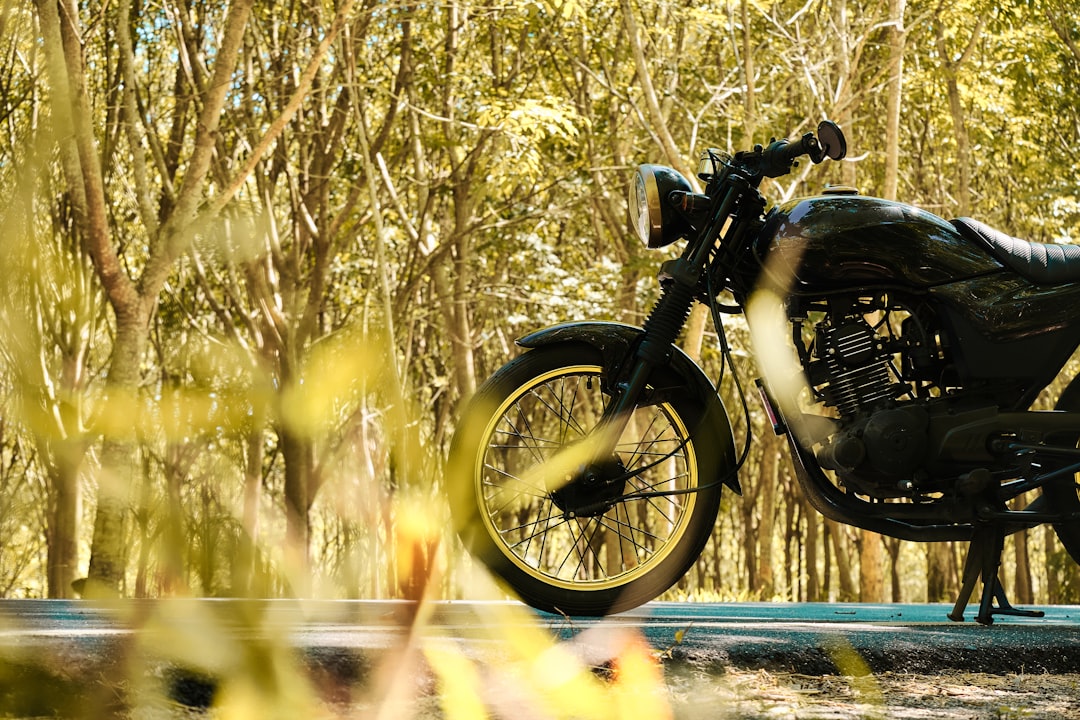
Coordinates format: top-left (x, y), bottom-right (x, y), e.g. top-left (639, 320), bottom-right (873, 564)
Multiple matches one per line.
top-left (1, 599), bottom-right (1079, 713)
top-left (2, 599), bottom-right (1079, 674)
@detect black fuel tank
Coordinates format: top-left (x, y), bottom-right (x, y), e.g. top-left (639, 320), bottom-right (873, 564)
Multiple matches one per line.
top-left (760, 195), bottom-right (1003, 291)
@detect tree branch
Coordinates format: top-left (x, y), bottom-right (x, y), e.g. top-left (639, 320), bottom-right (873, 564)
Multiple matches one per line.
top-left (207, 0), bottom-right (357, 218)
top-left (141, 0), bottom-right (256, 298)
top-left (37, 0), bottom-right (141, 320)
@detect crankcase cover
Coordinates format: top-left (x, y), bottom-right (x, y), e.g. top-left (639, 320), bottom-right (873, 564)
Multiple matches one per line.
top-left (760, 195), bottom-right (1003, 292)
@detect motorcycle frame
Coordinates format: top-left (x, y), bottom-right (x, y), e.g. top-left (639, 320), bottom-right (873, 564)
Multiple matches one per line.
top-left (587, 152), bottom-right (1080, 545)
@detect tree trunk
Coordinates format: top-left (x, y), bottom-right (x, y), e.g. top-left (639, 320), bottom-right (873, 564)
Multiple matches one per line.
top-left (739, 456), bottom-right (760, 592)
top-left (620, 0), bottom-right (696, 182)
top-left (755, 436), bottom-right (778, 599)
top-left (826, 519), bottom-right (857, 601)
top-left (46, 451), bottom-right (81, 598)
top-left (681, 305), bottom-right (710, 364)
top-left (886, 537), bottom-right (903, 602)
top-left (236, 426), bottom-right (263, 595)
top-left (85, 314), bottom-right (149, 596)
top-left (1044, 525), bottom-right (1062, 604)
top-left (933, 13), bottom-right (986, 217)
top-left (858, 530), bottom-right (885, 602)
top-left (804, 496), bottom-right (821, 601)
top-left (832, 0), bottom-right (858, 189)
top-left (1013, 530), bottom-right (1034, 605)
top-left (740, 0), bottom-right (756, 143)
top-left (883, 0), bottom-right (906, 201)
top-left (927, 541), bottom-right (957, 602)
top-left (280, 422), bottom-right (313, 589)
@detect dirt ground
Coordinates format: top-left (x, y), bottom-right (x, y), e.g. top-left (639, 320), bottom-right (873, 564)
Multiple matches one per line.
top-left (668, 669), bottom-right (1080, 719)
top-left (9, 633), bottom-right (1080, 719)
top-left (327, 669), bottom-right (1080, 720)
top-left (122, 666), bottom-right (1080, 719)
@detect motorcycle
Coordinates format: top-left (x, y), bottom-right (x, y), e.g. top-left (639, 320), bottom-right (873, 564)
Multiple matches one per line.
top-left (447, 121), bottom-right (1080, 624)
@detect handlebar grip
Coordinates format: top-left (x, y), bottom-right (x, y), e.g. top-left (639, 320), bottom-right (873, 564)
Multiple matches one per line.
top-left (755, 133), bottom-right (826, 178)
top-left (734, 121), bottom-right (845, 179)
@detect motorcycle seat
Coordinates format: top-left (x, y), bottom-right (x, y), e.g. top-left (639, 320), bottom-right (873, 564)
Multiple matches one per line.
top-left (952, 217), bottom-right (1080, 285)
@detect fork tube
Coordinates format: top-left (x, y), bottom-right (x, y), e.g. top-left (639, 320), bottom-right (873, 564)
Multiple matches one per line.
top-left (597, 181), bottom-right (739, 442)
top-left (599, 278), bottom-right (698, 435)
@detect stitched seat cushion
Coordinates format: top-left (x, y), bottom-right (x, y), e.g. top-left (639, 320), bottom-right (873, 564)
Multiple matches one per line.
top-left (952, 217), bottom-right (1080, 285)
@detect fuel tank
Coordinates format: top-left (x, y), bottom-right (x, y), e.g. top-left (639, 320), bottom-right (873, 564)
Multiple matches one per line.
top-left (759, 194), bottom-right (1003, 291)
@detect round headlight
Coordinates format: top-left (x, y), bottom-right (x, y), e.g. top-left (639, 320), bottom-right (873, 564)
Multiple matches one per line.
top-left (629, 164), bottom-right (694, 248)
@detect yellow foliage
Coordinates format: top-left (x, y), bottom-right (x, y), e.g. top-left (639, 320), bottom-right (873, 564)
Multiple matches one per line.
top-left (425, 600), bottom-right (673, 720)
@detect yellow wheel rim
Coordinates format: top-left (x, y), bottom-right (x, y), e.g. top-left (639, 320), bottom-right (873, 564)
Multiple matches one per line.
top-left (473, 364), bottom-right (699, 592)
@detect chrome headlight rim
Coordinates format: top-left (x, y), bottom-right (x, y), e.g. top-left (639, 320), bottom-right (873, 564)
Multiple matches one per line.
top-left (630, 164), bottom-right (693, 249)
top-left (632, 167), bottom-right (663, 247)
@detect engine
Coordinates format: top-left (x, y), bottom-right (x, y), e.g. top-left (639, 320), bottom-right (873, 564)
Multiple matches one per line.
top-left (816, 319), bottom-right (898, 415)
top-left (800, 301), bottom-right (942, 497)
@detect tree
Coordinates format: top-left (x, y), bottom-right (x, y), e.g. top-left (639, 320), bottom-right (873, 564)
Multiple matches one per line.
top-left (0, 0), bottom-right (1075, 606)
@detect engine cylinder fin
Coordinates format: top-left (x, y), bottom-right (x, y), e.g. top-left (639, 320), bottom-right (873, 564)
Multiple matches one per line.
top-left (819, 319), bottom-right (896, 416)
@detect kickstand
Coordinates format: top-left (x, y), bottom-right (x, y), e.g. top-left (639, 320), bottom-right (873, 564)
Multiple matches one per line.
top-left (947, 525), bottom-right (1045, 625)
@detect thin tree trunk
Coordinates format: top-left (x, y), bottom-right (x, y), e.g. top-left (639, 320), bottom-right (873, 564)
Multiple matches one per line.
top-left (280, 421), bottom-right (313, 589)
top-left (161, 442), bottom-right (189, 595)
top-left (681, 305), bottom-right (710, 364)
top-left (858, 530), bottom-right (885, 602)
top-left (236, 426), bottom-right (263, 595)
top-left (833, 0), bottom-right (858, 188)
top-left (739, 457), bottom-right (760, 592)
top-left (804, 496), bottom-right (821, 601)
top-left (620, 0), bottom-right (696, 182)
top-left (756, 436), bottom-right (778, 599)
top-left (740, 0), bottom-right (756, 143)
top-left (927, 541), bottom-right (956, 602)
top-left (1013, 530), bottom-right (1034, 605)
top-left (826, 519), bottom-right (857, 602)
top-left (46, 452), bottom-right (80, 598)
top-left (933, 11), bottom-right (986, 217)
top-left (883, 0), bottom-right (906, 201)
top-left (1045, 525), bottom-right (1061, 604)
top-left (886, 537), bottom-right (903, 602)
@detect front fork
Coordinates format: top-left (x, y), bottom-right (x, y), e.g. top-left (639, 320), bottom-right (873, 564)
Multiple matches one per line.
top-left (603, 281), bottom-right (698, 416)
top-left (597, 177), bottom-right (754, 445)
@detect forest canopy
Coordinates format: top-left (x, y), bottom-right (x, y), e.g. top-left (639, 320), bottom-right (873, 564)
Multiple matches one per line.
top-left (1, 0), bottom-right (1079, 604)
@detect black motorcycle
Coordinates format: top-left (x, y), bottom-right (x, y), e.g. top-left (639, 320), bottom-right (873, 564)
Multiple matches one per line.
top-left (447, 121), bottom-right (1080, 624)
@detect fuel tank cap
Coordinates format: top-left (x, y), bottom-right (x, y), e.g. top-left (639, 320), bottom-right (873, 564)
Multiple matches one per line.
top-left (822, 185), bottom-right (860, 195)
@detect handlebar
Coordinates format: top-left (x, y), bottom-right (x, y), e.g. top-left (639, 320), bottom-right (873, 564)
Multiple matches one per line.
top-left (737, 120), bottom-right (847, 180)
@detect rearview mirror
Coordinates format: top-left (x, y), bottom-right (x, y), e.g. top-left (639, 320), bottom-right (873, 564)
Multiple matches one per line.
top-left (817, 121), bottom-right (847, 161)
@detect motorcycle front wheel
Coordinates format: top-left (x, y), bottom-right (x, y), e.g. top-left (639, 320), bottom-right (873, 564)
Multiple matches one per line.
top-left (447, 343), bottom-right (725, 616)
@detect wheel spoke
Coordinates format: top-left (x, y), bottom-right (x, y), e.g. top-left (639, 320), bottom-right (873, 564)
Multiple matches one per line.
top-left (528, 382), bottom-right (592, 440)
top-left (470, 361), bottom-right (708, 591)
top-left (558, 516), bottom-right (607, 581)
top-left (622, 409), bottom-right (668, 470)
top-left (601, 513), bottom-right (649, 563)
top-left (505, 405), bottom-right (548, 466)
top-left (502, 510), bottom-right (566, 546)
top-left (482, 464), bottom-right (547, 496)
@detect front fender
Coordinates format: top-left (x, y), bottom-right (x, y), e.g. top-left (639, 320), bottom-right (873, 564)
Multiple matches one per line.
top-left (517, 321), bottom-right (741, 494)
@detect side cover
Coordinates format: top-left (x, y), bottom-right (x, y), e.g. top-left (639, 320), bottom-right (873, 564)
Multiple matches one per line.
top-left (517, 321), bottom-right (742, 494)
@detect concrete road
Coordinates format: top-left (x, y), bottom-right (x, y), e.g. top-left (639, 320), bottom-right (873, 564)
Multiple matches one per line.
top-left (1, 599), bottom-right (1079, 675)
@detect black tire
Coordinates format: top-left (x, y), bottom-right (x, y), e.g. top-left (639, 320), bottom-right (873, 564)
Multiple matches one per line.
top-left (447, 343), bottom-right (727, 616)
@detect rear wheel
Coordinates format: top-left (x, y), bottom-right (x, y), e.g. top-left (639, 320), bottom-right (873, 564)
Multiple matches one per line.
top-left (447, 344), bottom-right (727, 615)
